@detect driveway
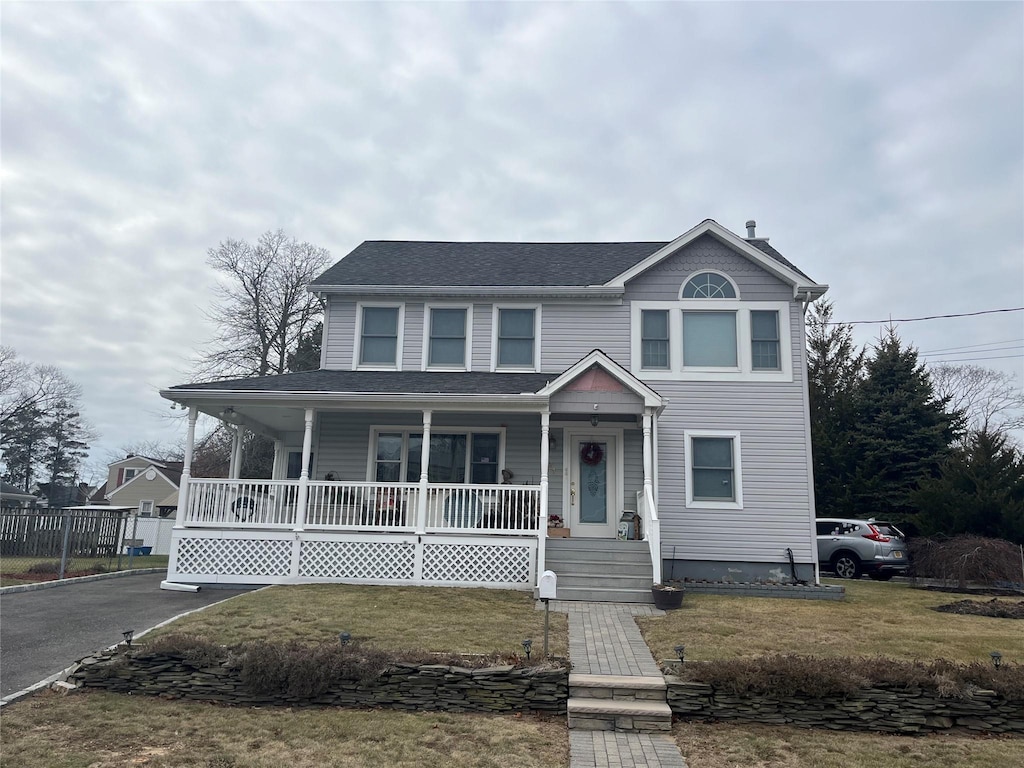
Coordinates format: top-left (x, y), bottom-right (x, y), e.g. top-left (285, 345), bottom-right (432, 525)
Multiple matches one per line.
top-left (0, 574), bottom-right (251, 698)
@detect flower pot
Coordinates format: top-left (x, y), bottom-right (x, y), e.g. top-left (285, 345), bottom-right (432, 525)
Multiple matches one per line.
top-left (651, 585), bottom-right (684, 610)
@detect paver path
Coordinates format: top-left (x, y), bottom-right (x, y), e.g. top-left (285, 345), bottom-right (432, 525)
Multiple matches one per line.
top-left (549, 601), bottom-right (689, 768)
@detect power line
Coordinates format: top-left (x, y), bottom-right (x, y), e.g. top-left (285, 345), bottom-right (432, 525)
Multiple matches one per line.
top-left (923, 354), bottom-right (1024, 364)
top-left (826, 307), bottom-right (1024, 325)
top-left (918, 338), bottom-right (1024, 354)
top-left (920, 344), bottom-right (1024, 358)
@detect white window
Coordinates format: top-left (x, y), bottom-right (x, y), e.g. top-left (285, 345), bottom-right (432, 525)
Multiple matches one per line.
top-left (355, 304), bottom-right (404, 369)
top-left (138, 500), bottom-right (155, 517)
top-left (682, 272), bottom-right (737, 299)
top-left (426, 306), bottom-right (469, 369)
top-left (371, 429), bottom-right (502, 484)
top-left (492, 306), bottom-right (540, 371)
top-left (641, 310), bottom-right (670, 369)
top-left (751, 310), bottom-right (780, 370)
top-left (682, 311), bottom-right (737, 368)
top-left (685, 431), bottom-right (742, 509)
top-left (122, 467), bottom-right (139, 484)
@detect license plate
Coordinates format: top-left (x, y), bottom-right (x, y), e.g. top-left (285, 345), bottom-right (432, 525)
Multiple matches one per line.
top-left (893, 551), bottom-right (903, 558)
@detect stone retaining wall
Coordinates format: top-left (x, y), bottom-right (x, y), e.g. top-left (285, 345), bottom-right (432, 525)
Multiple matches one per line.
top-left (675, 582), bottom-right (845, 600)
top-left (69, 649), bottom-right (568, 714)
top-left (667, 678), bottom-right (1024, 734)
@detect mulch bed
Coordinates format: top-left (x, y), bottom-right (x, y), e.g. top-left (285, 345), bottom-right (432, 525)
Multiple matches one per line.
top-left (932, 598), bottom-right (1024, 619)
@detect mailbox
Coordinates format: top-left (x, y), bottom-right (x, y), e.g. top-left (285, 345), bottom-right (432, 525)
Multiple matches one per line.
top-left (539, 570), bottom-right (557, 600)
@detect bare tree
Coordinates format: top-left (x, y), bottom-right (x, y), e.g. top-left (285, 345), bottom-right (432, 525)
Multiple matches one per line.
top-left (928, 364), bottom-right (1024, 439)
top-left (195, 230), bottom-right (331, 380)
top-left (0, 346), bottom-right (82, 433)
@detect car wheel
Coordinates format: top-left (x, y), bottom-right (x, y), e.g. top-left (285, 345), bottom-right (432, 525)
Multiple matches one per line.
top-left (869, 572), bottom-right (894, 581)
top-left (832, 553), bottom-right (862, 579)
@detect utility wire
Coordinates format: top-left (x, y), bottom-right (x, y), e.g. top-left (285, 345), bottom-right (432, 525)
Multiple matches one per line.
top-left (920, 344), bottom-right (1024, 358)
top-left (825, 307), bottom-right (1024, 325)
top-left (918, 338), bottom-right (1024, 354)
top-left (923, 354), bottom-right (1024, 364)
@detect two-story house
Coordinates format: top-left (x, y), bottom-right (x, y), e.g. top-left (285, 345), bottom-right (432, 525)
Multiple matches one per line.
top-left (161, 219), bottom-right (827, 600)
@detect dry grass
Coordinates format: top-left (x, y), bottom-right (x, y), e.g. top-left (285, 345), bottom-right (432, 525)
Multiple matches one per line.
top-left (674, 721), bottom-right (1024, 768)
top-left (638, 580), bottom-right (1024, 663)
top-left (146, 584), bottom-right (569, 657)
top-left (0, 689), bottom-right (568, 768)
top-left (0, 555), bottom-right (169, 586)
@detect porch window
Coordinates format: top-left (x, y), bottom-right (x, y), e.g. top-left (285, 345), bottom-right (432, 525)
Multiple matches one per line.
top-left (640, 310), bottom-right (669, 369)
top-left (682, 311), bottom-right (737, 368)
top-left (375, 434), bottom-right (403, 482)
top-left (751, 310), bottom-right (780, 370)
top-left (373, 431), bottom-right (501, 484)
top-left (496, 308), bottom-right (535, 368)
top-left (428, 308), bottom-right (467, 367)
top-left (360, 307), bottom-right (400, 365)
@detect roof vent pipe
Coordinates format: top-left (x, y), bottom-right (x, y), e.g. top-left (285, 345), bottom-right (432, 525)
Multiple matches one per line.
top-left (745, 220), bottom-right (756, 239)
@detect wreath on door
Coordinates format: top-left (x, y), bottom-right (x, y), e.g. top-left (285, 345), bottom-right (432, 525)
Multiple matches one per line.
top-left (580, 442), bottom-right (604, 466)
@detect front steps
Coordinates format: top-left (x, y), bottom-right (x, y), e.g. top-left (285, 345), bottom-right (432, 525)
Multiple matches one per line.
top-left (568, 673), bottom-right (672, 733)
top-left (543, 538), bottom-right (654, 603)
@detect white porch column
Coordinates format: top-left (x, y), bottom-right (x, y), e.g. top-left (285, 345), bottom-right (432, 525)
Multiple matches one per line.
top-left (537, 410), bottom-right (550, 584)
top-left (229, 426), bottom-right (244, 479)
top-left (293, 408), bottom-right (314, 531)
top-left (174, 406), bottom-right (198, 528)
top-left (642, 409), bottom-right (654, 498)
top-left (415, 410), bottom-right (431, 534)
top-left (272, 439), bottom-right (284, 481)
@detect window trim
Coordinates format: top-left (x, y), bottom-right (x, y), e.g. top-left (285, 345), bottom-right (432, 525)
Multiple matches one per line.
top-left (422, 303), bottom-right (473, 372)
top-left (684, 430), bottom-right (743, 509)
top-left (679, 270), bottom-right (740, 300)
top-left (122, 467), bottom-right (140, 484)
top-left (490, 304), bottom-right (541, 372)
top-left (630, 300), bottom-right (792, 382)
top-left (353, 302), bottom-right (405, 371)
top-left (367, 426), bottom-right (507, 483)
top-left (138, 500), bottom-right (155, 518)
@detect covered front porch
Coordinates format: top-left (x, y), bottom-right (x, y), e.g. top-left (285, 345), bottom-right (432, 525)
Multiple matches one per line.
top-left (163, 353), bottom-right (665, 591)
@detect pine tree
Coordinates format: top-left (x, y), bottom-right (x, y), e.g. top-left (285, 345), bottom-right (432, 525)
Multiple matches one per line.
top-left (806, 301), bottom-right (865, 517)
top-left (42, 399), bottom-right (91, 506)
top-left (0, 402), bottom-right (46, 491)
top-left (287, 321), bottom-right (322, 372)
top-left (850, 328), bottom-right (959, 522)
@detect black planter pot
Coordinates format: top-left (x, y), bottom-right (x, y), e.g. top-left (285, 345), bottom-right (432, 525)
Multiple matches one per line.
top-left (651, 586), bottom-right (684, 610)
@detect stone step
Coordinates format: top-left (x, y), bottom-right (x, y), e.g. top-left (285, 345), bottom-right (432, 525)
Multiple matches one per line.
top-left (567, 697), bottom-right (673, 733)
top-left (552, 585), bottom-right (654, 603)
top-left (569, 673), bottom-right (666, 701)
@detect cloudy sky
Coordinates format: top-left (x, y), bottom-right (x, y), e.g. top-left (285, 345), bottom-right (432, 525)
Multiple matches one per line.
top-left (2, 1), bottom-right (1022, 478)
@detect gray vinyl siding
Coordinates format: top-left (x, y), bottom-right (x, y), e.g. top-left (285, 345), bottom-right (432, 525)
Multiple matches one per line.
top-left (323, 299), bottom-right (356, 369)
top-left (623, 429), bottom-right (643, 509)
top-left (541, 303), bottom-right (630, 370)
top-left (472, 304), bottom-right (491, 370)
top-left (627, 234), bottom-right (793, 302)
top-left (107, 473), bottom-right (177, 509)
top-left (403, 303), bottom-right (424, 370)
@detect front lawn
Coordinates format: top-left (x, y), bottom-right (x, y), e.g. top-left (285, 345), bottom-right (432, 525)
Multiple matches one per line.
top-left (146, 583), bottom-right (570, 657)
top-left (638, 579), bottom-right (1023, 663)
top-left (0, 555), bottom-right (169, 587)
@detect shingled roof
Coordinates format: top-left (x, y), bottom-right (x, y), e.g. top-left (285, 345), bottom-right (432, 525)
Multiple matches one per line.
top-left (310, 232), bottom-right (809, 288)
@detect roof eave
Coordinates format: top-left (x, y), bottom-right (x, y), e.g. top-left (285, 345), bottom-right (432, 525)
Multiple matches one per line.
top-left (308, 285), bottom-right (624, 300)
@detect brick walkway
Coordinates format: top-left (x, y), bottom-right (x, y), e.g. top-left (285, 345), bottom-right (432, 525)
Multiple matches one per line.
top-left (549, 601), bottom-right (689, 768)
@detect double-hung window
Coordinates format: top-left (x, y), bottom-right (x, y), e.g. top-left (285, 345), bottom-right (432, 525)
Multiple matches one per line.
top-left (373, 431), bottom-right (501, 484)
top-left (360, 306), bottom-right (400, 366)
top-left (751, 310), bottom-right (780, 370)
top-left (641, 310), bottom-right (670, 369)
top-left (686, 431), bottom-right (742, 508)
top-left (428, 308), bottom-right (467, 368)
top-left (496, 308), bottom-right (536, 369)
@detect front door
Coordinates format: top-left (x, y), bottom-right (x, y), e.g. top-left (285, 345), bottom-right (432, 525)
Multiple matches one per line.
top-left (567, 432), bottom-right (619, 538)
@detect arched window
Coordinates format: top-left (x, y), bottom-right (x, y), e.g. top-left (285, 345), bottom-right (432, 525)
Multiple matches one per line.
top-left (682, 272), bottom-right (736, 299)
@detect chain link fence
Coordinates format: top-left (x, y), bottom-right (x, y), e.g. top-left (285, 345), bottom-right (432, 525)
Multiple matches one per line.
top-left (0, 508), bottom-right (170, 586)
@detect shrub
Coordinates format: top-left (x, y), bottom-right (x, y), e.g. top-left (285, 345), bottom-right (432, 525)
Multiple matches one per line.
top-left (26, 561), bottom-right (61, 574)
top-left (139, 633), bottom-right (226, 667)
top-left (908, 535), bottom-right (1024, 588)
top-left (677, 655), bottom-right (1024, 700)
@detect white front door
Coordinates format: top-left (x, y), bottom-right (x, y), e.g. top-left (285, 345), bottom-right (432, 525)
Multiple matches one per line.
top-left (566, 432), bottom-right (619, 538)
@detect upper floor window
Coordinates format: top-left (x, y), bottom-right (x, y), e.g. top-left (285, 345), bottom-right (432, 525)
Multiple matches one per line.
top-left (122, 467), bottom-right (139, 484)
top-left (682, 311), bottom-right (737, 368)
top-left (428, 308), bottom-right (467, 368)
top-left (496, 308), bottom-right (536, 368)
top-left (360, 306), bottom-right (399, 366)
top-left (682, 272), bottom-right (736, 299)
top-left (641, 310), bottom-right (669, 369)
top-left (751, 310), bottom-right (780, 370)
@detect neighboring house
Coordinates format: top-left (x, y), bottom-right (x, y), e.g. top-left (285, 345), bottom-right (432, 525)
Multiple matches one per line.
top-left (161, 219), bottom-right (827, 597)
top-left (1, 481), bottom-right (40, 508)
top-left (104, 455), bottom-right (182, 519)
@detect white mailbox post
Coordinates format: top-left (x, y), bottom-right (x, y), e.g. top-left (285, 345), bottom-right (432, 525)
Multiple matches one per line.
top-left (539, 569), bottom-right (557, 657)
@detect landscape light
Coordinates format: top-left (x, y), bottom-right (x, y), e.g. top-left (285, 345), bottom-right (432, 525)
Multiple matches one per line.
top-left (990, 651), bottom-right (1002, 669)
top-left (522, 638), bottom-right (533, 660)
top-left (122, 629), bottom-right (134, 646)
top-left (674, 645), bottom-right (686, 664)
top-left (339, 631), bottom-right (351, 646)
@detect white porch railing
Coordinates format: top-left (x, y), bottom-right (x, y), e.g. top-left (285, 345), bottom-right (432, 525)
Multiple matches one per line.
top-left (183, 479), bottom-right (540, 535)
top-left (637, 487), bottom-right (662, 583)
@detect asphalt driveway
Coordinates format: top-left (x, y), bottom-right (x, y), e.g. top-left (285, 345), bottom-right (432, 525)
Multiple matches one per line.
top-left (0, 574), bottom-right (251, 698)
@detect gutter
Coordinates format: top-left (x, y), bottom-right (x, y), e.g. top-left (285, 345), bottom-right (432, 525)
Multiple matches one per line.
top-left (309, 285), bottom-right (624, 301)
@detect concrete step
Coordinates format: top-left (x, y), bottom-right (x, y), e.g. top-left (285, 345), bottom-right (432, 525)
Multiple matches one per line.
top-left (546, 552), bottom-right (654, 569)
top-left (569, 673), bottom-right (666, 701)
top-left (553, 574), bottom-right (654, 590)
top-left (553, 585), bottom-right (654, 603)
top-left (546, 539), bottom-right (650, 553)
top-left (567, 697), bottom-right (673, 733)
top-left (545, 561), bottom-right (653, 578)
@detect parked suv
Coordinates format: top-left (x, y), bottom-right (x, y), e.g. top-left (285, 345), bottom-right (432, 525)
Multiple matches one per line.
top-left (815, 518), bottom-right (909, 580)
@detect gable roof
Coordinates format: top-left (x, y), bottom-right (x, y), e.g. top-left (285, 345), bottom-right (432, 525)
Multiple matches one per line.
top-left (107, 464), bottom-right (181, 500)
top-left (310, 220), bottom-right (824, 295)
top-left (536, 350), bottom-right (664, 408)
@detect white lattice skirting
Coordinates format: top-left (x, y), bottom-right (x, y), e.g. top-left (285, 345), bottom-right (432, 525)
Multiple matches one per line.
top-left (168, 531), bottom-right (536, 589)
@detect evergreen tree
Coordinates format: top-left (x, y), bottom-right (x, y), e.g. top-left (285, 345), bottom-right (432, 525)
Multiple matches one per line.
top-left (287, 321), bottom-right (322, 372)
top-left (42, 399), bottom-right (91, 506)
top-left (0, 402), bottom-right (46, 491)
top-left (912, 429), bottom-right (1024, 543)
top-left (806, 301), bottom-right (865, 517)
top-left (850, 328), bottom-right (959, 522)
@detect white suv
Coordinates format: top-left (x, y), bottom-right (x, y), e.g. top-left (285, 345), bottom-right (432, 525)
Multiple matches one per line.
top-left (815, 518), bottom-right (910, 580)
